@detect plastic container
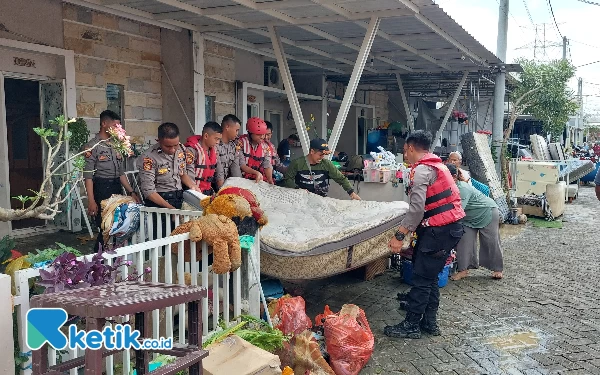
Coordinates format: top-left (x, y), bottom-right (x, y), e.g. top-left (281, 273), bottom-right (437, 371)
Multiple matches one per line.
top-left (402, 261), bottom-right (451, 288)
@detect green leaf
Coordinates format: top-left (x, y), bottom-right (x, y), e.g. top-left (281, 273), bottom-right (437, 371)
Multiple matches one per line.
top-left (512, 59), bottom-right (578, 139)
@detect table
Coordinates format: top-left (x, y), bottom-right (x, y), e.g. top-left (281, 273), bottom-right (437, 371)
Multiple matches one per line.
top-left (30, 281), bottom-right (208, 375)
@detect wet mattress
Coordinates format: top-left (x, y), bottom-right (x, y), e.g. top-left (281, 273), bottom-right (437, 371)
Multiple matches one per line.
top-left (222, 178), bottom-right (408, 279)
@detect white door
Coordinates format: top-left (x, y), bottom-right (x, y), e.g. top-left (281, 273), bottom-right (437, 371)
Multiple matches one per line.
top-left (0, 72), bottom-right (10, 237)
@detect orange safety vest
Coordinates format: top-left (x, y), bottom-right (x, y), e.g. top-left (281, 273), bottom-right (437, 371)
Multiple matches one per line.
top-left (185, 136), bottom-right (217, 194)
top-left (238, 135), bottom-right (268, 180)
top-left (265, 140), bottom-right (277, 166)
top-left (410, 153), bottom-right (465, 227)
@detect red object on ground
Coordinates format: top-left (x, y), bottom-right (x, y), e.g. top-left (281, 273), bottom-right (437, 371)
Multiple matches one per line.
top-left (10, 250), bottom-right (23, 259)
top-left (273, 296), bottom-right (313, 335)
top-left (323, 305), bottom-right (374, 375)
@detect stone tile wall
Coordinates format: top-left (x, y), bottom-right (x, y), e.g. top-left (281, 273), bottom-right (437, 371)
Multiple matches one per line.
top-left (62, 3), bottom-right (162, 139)
top-left (203, 40), bottom-right (236, 122)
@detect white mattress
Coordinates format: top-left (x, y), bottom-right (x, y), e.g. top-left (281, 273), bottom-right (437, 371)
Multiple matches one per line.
top-left (222, 178), bottom-right (409, 256)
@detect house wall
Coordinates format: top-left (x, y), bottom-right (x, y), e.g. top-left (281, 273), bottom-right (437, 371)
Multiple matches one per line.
top-left (62, 3), bottom-right (163, 143)
top-left (0, 0), bottom-right (64, 48)
top-left (161, 29), bottom-right (194, 139)
top-left (204, 40), bottom-right (236, 122)
top-left (235, 49), bottom-right (263, 85)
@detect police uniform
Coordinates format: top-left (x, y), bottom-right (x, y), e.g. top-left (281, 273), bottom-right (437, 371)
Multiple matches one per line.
top-left (215, 139), bottom-right (242, 186)
top-left (137, 143), bottom-right (192, 209)
top-left (385, 152), bottom-right (465, 339)
top-left (83, 135), bottom-right (125, 245)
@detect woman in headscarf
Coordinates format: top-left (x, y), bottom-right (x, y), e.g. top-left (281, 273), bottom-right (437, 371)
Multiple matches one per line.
top-left (446, 163), bottom-right (503, 280)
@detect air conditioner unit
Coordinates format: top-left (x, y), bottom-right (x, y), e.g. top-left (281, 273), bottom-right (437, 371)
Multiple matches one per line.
top-left (267, 66), bottom-right (283, 89)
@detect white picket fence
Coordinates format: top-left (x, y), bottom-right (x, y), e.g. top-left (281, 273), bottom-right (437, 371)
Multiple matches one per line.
top-left (13, 206), bottom-right (262, 375)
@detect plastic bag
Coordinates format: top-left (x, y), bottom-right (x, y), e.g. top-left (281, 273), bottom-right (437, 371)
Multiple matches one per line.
top-left (272, 296), bottom-right (313, 335)
top-left (314, 305), bottom-right (335, 327)
top-left (323, 304), bottom-right (374, 375)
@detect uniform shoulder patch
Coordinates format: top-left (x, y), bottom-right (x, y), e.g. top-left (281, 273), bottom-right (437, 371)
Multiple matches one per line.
top-left (178, 151), bottom-right (184, 159)
top-left (179, 162), bottom-right (186, 173)
top-left (143, 157), bottom-right (154, 171)
top-left (186, 151), bottom-right (195, 165)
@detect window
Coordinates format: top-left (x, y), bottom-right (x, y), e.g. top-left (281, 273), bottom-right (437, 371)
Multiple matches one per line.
top-left (106, 83), bottom-right (124, 124)
top-left (205, 96), bottom-right (216, 122)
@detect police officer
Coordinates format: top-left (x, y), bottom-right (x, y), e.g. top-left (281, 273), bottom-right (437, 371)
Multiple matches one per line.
top-left (385, 130), bottom-right (465, 339)
top-left (137, 122), bottom-right (199, 210)
top-left (83, 110), bottom-right (139, 250)
top-left (215, 114), bottom-right (242, 189)
top-left (185, 122), bottom-right (222, 196)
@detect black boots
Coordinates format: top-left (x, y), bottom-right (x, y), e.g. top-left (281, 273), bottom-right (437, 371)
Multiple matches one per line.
top-left (420, 314), bottom-right (441, 336)
top-left (383, 312), bottom-right (422, 339)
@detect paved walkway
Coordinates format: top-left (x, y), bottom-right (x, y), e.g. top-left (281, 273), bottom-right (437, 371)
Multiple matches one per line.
top-left (291, 186), bottom-right (600, 375)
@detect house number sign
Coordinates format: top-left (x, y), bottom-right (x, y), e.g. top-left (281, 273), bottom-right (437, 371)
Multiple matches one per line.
top-left (13, 57), bottom-right (36, 68)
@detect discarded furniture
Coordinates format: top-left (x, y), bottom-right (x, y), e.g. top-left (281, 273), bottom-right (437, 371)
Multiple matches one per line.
top-left (30, 281), bottom-right (208, 375)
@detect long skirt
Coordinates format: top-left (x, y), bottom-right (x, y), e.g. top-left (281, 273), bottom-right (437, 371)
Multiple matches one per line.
top-left (455, 207), bottom-right (504, 272)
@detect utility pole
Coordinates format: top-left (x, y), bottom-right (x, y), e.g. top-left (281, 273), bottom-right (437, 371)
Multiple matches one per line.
top-left (492, 0), bottom-right (509, 176)
top-left (577, 78), bottom-right (583, 146)
top-left (562, 36), bottom-right (568, 61)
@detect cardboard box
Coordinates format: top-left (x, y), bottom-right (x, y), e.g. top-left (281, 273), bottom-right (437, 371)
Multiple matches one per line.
top-left (203, 335), bottom-right (281, 375)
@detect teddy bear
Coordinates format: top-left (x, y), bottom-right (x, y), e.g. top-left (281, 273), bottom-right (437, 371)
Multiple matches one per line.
top-left (189, 214), bottom-right (241, 274)
top-left (170, 214), bottom-right (241, 274)
top-left (202, 187), bottom-right (268, 227)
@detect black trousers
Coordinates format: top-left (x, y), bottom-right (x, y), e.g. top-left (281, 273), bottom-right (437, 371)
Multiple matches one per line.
top-left (144, 190), bottom-right (183, 240)
top-left (92, 178), bottom-right (122, 251)
top-left (407, 221), bottom-right (464, 316)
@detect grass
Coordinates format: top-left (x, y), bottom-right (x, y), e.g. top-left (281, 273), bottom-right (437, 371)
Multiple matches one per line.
top-left (528, 217), bottom-right (563, 229)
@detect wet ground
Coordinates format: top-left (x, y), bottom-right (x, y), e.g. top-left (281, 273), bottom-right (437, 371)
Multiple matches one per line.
top-left (13, 187), bottom-right (600, 374)
top-left (287, 186), bottom-right (600, 374)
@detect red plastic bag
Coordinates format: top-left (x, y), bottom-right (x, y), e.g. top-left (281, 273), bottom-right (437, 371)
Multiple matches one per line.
top-left (323, 304), bottom-right (374, 375)
top-left (315, 305), bottom-right (335, 327)
top-left (272, 296), bottom-right (313, 335)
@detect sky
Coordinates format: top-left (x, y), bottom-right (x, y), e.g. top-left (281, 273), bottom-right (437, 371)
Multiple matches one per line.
top-left (434, 0), bottom-right (600, 116)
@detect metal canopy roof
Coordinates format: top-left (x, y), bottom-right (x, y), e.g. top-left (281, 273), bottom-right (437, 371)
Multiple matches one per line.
top-left (70, 0), bottom-right (513, 92)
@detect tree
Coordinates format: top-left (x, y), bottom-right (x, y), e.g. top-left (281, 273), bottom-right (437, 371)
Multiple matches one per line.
top-left (0, 115), bottom-right (130, 222)
top-left (501, 59), bottom-right (578, 194)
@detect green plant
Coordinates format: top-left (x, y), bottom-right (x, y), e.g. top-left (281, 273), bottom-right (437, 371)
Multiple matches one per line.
top-left (67, 118), bottom-right (90, 152)
top-left (26, 243), bottom-right (83, 266)
top-left (0, 235), bottom-right (15, 273)
top-left (0, 115), bottom-right (131, 222)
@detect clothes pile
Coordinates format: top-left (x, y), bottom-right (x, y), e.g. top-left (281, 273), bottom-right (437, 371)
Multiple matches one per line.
top-left (100, 194), bottom-right (141, 246)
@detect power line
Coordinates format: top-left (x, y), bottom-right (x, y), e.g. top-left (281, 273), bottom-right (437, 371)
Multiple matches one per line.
top-left (570, 39), bottom-right (600, 49)
top-left (522, 0), bottom-right (535, 26)
top-left (546, 0), bottom-right (563, 38)
top-left (577, 60), bottom-right (600, 68)
top-left (577, 0), bottom-right (600, 5)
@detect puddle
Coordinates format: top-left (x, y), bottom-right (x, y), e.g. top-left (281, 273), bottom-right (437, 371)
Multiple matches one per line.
top-left (486, 331), bottom-right (540, 352)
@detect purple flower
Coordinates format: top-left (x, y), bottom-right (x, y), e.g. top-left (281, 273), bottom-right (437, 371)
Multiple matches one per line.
top-left (126, 260), bottom-right (133, 266)
top-left (66, 278), bottom-right (72, 284)
top-left (145, 267), bottom-right (152, 273)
